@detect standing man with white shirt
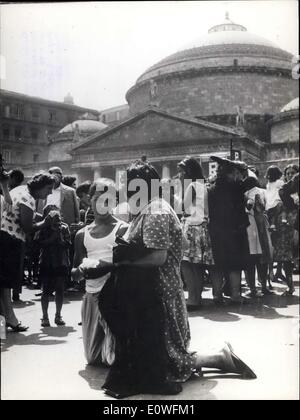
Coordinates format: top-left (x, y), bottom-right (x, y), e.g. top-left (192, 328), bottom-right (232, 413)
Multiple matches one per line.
top-left (46, 167), bottom-right (80, 226)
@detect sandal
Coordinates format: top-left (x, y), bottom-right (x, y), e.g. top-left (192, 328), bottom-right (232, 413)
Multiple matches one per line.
top-left (221, 342), bottom-right (257, 379)
top-left (54, 316), bottom-right (65, 326)
top-left (41, 318), bottom-right (50, 327)
top-left (6, 322), bottom-right (29, 332)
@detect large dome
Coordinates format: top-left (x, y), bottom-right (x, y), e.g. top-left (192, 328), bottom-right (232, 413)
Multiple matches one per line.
top-left (271, 97), bottom-right (299, 145)
top-left (136, 15), bottom-right (292, 84)
top-left (58, 119), bottom-right (107, 134)
top-left (48, 118), bottom-right (108, 163)
top-left (126, 14), bottom-right (298, 119)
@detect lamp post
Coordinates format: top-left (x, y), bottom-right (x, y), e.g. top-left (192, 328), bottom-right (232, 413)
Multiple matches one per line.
top-left (230, 138), bottom-right (233, 160)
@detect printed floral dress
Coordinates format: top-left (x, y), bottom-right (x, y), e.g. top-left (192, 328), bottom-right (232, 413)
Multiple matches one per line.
top-left (127, 198), bottom-right (197, 382)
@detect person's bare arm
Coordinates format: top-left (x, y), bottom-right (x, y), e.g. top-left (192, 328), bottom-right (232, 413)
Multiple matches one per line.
top-left (71, 229), bottom-right (87, 282)
top-left (19, 203), bottom-right (50, 234)
top-left (72, 229), bottom-right (87, 268)
top-left (0, 179), bottom-right (12, 205)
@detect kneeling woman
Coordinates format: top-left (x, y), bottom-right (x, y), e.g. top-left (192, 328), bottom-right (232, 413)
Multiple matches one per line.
top-left (72, 178), bottom-right (127, 366)
top-left (79, 161), bottom-right (257, 398)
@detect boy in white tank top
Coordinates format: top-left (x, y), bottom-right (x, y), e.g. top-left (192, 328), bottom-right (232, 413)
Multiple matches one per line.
top-left (72, 178), bottom-right (127, 366)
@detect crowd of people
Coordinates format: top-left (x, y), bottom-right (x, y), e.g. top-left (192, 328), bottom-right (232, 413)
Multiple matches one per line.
top-left (0, 156), bottom-right (298, 398)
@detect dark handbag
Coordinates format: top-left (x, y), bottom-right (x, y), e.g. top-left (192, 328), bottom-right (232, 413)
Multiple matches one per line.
top-left (112, 235), bottom-right (149, 262)
top-left (98, 236), bottom-right (159, 337)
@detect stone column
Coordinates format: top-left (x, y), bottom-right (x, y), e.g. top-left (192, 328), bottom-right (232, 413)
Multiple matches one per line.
top-left (93, 167), bottom-right (102, 180)
top-left (75, 171), bottom-right (83, 185)
top-left (115, 166), bottom-right (127, 191)
top-left (115, 167), bottom-right (121, 185)
top-left (162, 163), bottom-right (171, 179)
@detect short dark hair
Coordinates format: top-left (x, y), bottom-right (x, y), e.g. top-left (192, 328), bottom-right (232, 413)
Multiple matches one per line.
top-left (243, 176), bottom-right (260, 192)
top-left (62, 175), bottom-right (76, 187)
top-left (178, 156), bottom-right (205, 182)
top-left (126, 160), bottom-right (160, 201)
top-left (89, 178), bottom-right (117, 199)
top-left (43, 204), bottom-right (60, 217)
top-left (284, 164), bottom-right (299, 178)
top-left (27, 172), bottom-right (55, 195)
top-left (9, 168), bottom-right (24, 185)
top-left (48, 166), bottom-right (63, 175)
top-left (76, 181), bottom-right (92, 197)
top-left (265, 165), bottom-right (283, 182)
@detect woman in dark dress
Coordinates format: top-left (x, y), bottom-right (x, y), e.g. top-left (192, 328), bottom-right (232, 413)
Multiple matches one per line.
top-left (79, 160), bottom-right (256, 398)
top-left (208, 156), bottom-right (251, 304)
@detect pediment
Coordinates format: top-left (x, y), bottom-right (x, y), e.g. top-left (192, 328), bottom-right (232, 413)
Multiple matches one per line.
top-left (71, 107), bottom-right (241, 155)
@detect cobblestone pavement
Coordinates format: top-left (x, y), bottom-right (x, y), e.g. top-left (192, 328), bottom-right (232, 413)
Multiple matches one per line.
top-left (1, 277), bottom-right (299, 400)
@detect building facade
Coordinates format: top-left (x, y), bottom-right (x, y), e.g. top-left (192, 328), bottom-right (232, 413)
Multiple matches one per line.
top-left (69, 15), bottom-right (298, 184)
top-left (0, 89), bottom-right (100, 176)
top-left (2, 15), bottom-right (299, 184)
top-left (99, 104), bottom-right (129, 125)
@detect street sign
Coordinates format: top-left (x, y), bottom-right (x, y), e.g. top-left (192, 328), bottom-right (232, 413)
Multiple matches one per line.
top-left (231, 149), bottom-right (241, 161)
top-left (208, 161), bottom-right (218, 177)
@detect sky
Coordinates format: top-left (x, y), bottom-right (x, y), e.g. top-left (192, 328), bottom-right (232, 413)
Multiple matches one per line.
top-left (0, 1), bottom-right (298, 111)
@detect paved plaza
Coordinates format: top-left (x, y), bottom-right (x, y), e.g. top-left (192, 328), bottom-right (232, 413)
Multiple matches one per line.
top-left (1, 278), bottom-right (299, 400)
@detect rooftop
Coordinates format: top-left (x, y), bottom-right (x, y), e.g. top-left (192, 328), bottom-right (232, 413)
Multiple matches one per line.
top-left (136, 14), bottom-right (292, 84)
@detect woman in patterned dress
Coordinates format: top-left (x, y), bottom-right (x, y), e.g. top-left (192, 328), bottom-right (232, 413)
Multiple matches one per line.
top-left (85, 160), bottom-right (256, 398)
top-left (0, 173), bottom-right (54, 331)
top-left (177, 156), bottom-right (214, 309)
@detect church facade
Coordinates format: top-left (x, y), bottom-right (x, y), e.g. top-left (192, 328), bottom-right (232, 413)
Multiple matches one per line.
top-left (9, 15), bottom-right (298, 184)
top-left (69, 15), bottom-right (299, 185)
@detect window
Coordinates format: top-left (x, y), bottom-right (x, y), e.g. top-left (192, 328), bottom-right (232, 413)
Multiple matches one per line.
top-left (31, 128), bottom-right (39, 142)
top-left (16, 151), bottom-right (22, 164)
top-left (12, 103), bottom-right (24, 119)
top-left (1, 150), bottom-right (11, 164)
top-left (31, 107), bottom-right (39, 119)
top-left (33, 154), bottom-right (39, 163)
top-left (2, 104), bottom-right (10, 118)
top-left (14, 127), bottom-right (22, 141)
top-left (2, 125), bottom-right (10, 140)
top-left (233, 59), bottom-right (238, 67)
top-left (48, 110), bottom-right (57, 122)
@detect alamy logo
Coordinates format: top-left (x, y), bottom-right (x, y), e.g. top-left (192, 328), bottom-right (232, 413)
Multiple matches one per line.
top-left (94, 172), bottom-right (205, 216)
top-left (0, 315), bottom-right (6, 340)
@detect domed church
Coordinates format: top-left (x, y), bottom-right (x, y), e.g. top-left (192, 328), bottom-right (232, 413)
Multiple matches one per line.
top-left (70, 14), bottom-right (299, 183)
top-left (47, 114), bottom-right (108, 177)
